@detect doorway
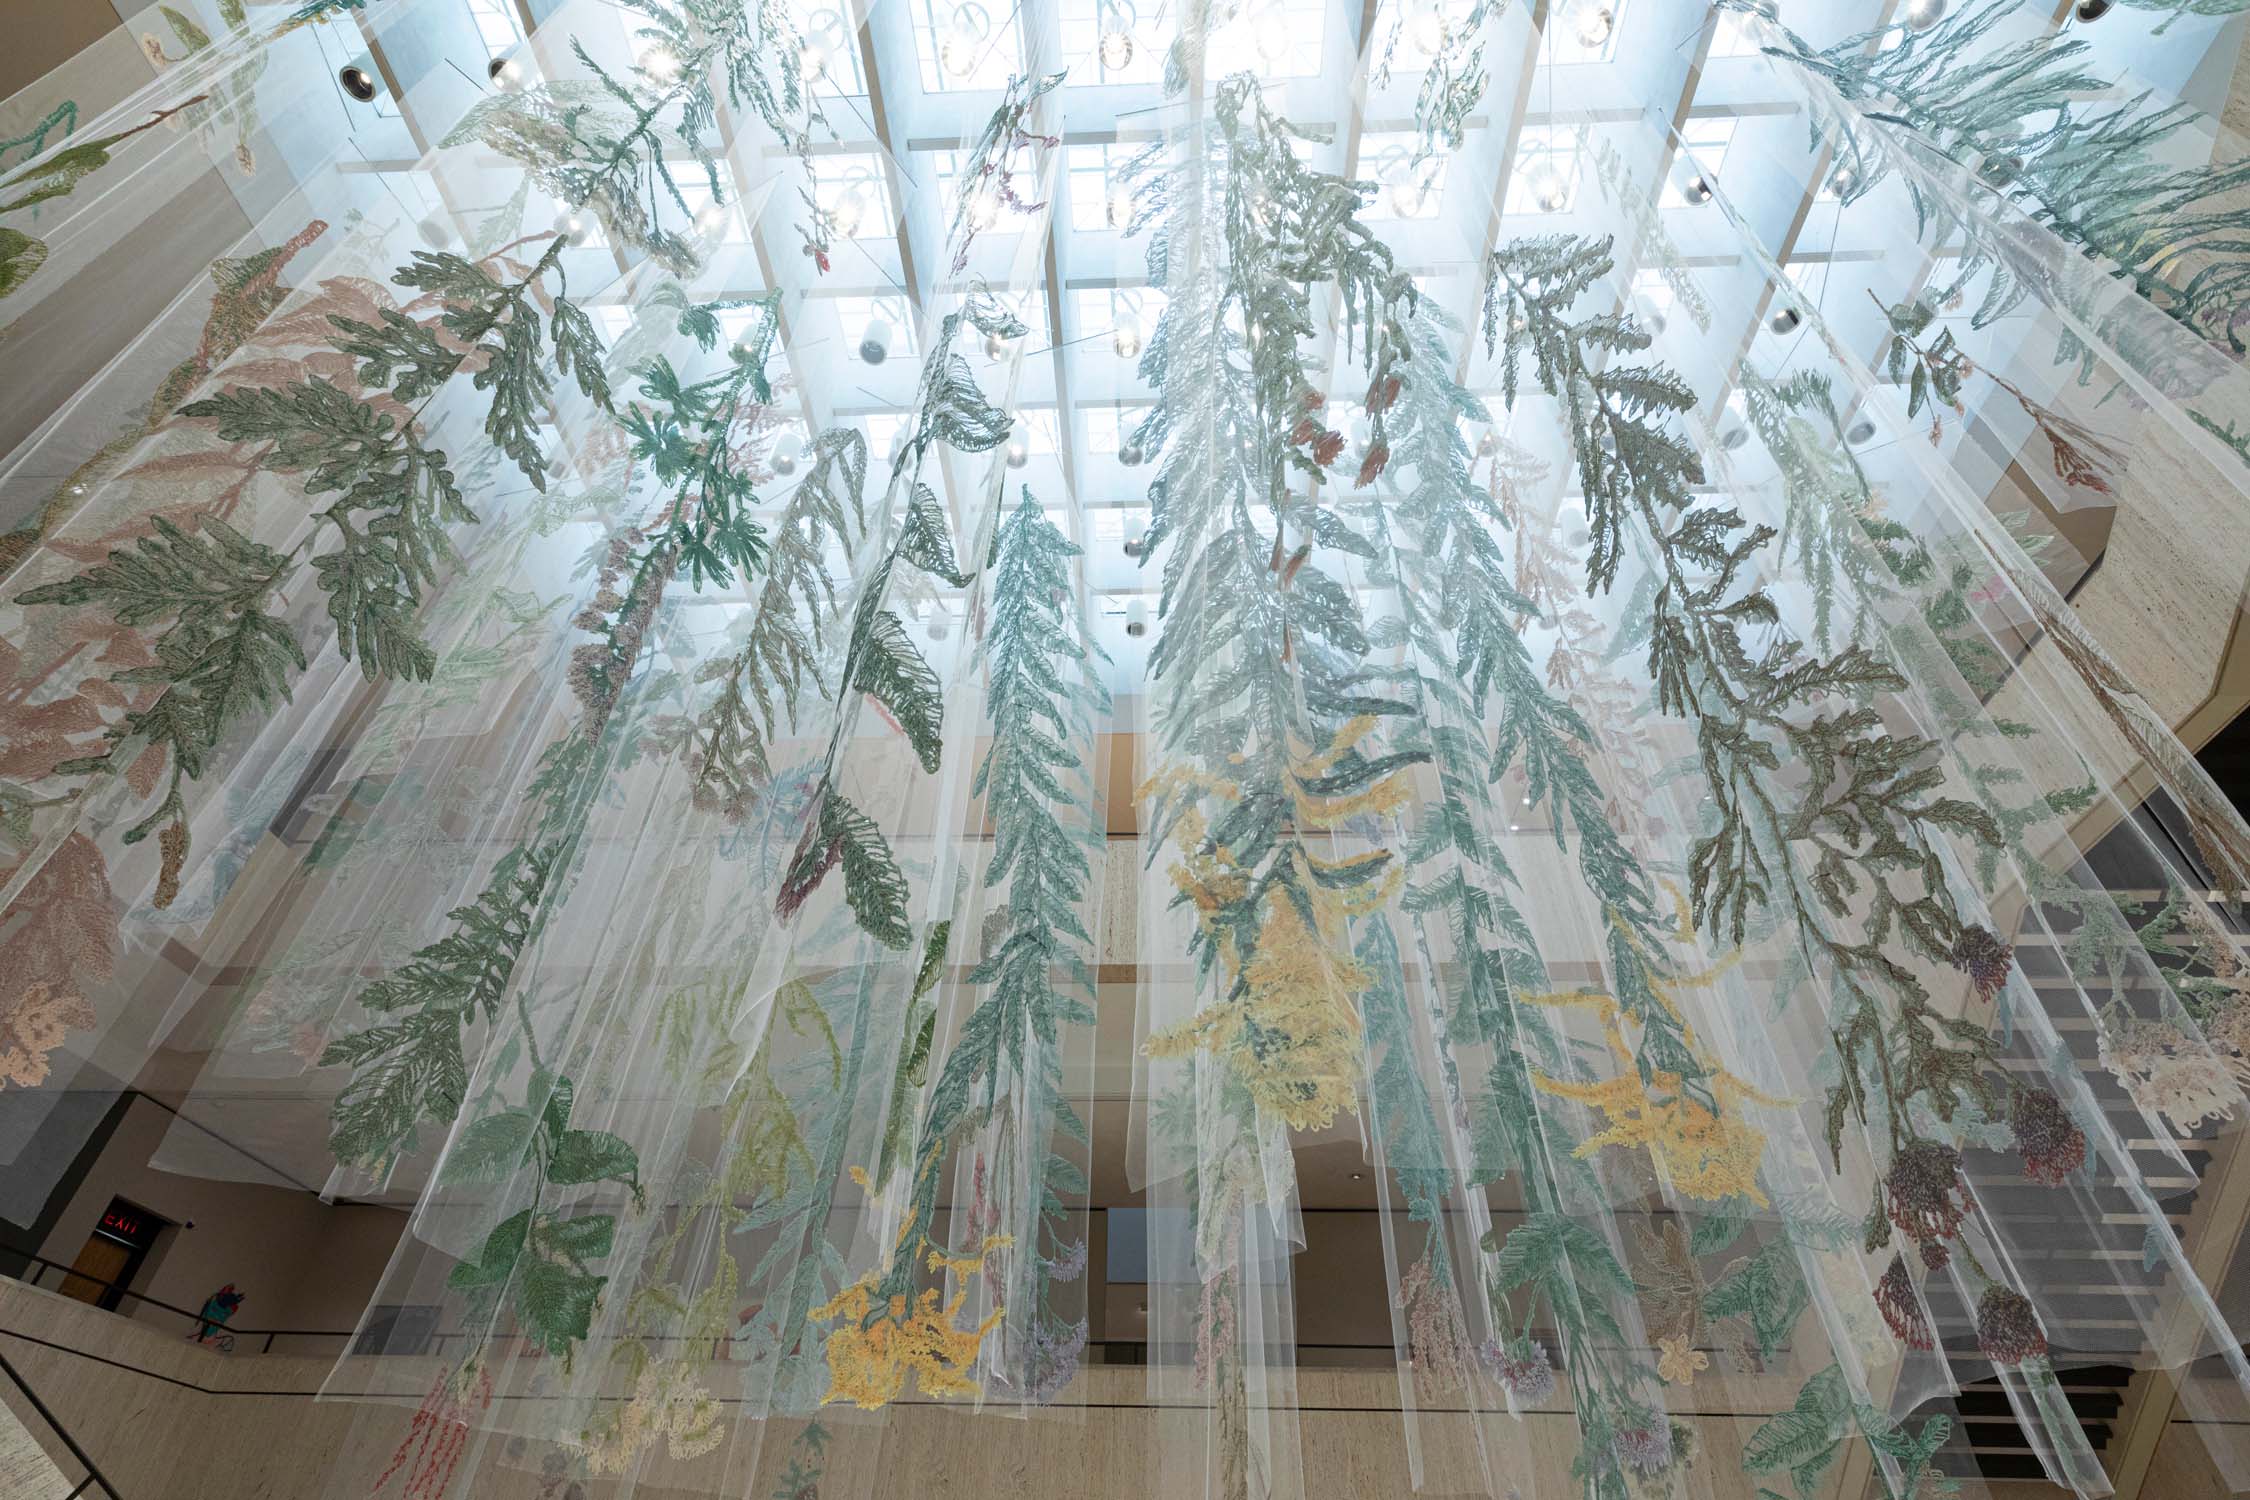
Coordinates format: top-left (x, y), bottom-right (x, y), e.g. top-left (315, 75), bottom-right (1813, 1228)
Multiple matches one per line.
top-left (56, 1198), bottom-right (165, 1311)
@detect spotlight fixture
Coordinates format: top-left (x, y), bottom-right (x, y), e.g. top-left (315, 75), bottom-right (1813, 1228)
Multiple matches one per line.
top-left (1573, 1), bottom-right (1615, 49)
top-left (984, 328), bottom-right (1013, 361)
top-left (1827, 165), bottom-right (1859, 198)
top-left (771, 432), bottom-right (803, 477)
top-left (340, 65), bottom-right (379, 102)
top-left (1099, 0), bottom-right (1138, 68)
top-left (2074, 0), bottom-right (2111, 17)
top-left (1113, 320), bottom-right (1143, 360)
top-left (1718, 425), bottom-right (1748, 451)
top-left (1903, 0), bottom-right (1945, 29)
top-left (1123, 535), bottom-right (1144, 558)
top-left (1107, 186), bottom-right (1134, 230)
top-left (1005, 438), bottom-right (1029, 469)
top-left (828, 185), bottom-right (869, 240)
top-left (1530, 168), bottom-right (1569, 214)
top-left (1124, 600), bottom-right (1149, 637)
top-left (859, 318), bottom-right (893, 365)
top-left (486, 55), bottom-right (511, 81)
top-left (1770, 306), bottom-right (1802, 335)
top-left (1118, 440), bottom-right (1145, 467)
top-left (554, 212), bottom-right (592, 246)
top-left (927, 616), bottom-right (950, 641)
top-left (1410, 7), bottom-right (1449, 55)
top-left (1681, 175), bottom-right (1713, 204)
top-left (802, 7), bottom-right (844, 78)
top-left (939, 1), bottom-right (994, 79)
top-left (1252, 3), bottom-right (1289, 62)
top-left (1845, 418), bottom-right (1876, 446)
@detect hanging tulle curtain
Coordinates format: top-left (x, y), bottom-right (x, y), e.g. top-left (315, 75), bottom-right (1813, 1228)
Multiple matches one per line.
top-left (8, 0), bottom-right (2250, 1496)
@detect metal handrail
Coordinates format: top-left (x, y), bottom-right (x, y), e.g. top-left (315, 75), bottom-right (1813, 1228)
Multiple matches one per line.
top-left (2, 1256), bottom-right (1421, 1371)
top-left (5, 1254), bottom-right (356, 1354)
top-left (0, 1346), bottom-right (122, 1497)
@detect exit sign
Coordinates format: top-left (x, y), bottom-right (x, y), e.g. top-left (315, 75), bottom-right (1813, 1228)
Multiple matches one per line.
top-left (92, 1199), bottom-right (160, 1248)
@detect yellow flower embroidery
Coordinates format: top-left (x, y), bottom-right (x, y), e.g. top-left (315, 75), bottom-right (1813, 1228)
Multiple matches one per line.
top-left (1522, 909), bottom-right (1787, 1204)
top-left (811, 1236), bottom-right (1011, 1409)
top-left (1141, 718), bottom-right (1412, 1131)
top-left (583, 1360), bottom-right (724, 1473)
top-left (1656, 1334), bottom-right (1709, 1387)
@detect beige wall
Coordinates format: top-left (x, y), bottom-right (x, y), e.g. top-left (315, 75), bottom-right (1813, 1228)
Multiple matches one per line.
top-left (0, 0), bottom-right (122, 101)
top-left (31, 1095), bottom-right (404, 1339)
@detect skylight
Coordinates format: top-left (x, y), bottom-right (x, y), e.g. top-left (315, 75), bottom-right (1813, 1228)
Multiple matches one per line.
top-left (463, 0), bottom-right (520, 59)
top-left (1207, 0), bottom-right (1328, 81)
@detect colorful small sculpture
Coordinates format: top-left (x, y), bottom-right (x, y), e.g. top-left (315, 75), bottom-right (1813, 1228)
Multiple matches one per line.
top-left (191, 1283), bottom-right (244, 1345)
